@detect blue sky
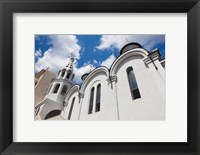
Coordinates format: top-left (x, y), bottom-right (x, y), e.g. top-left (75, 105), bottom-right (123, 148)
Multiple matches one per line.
top-left (35, 34), bottom-right (165, 84)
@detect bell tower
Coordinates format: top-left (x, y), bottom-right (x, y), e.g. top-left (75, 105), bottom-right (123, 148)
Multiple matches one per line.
top-left (35, 58), bottom-right (75, 120)
top-left (44, 58), bottom-right (75, 103)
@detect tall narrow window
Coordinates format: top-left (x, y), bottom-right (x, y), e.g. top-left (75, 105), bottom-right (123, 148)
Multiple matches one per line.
top-left (61, 85), bottom-right (68, 95)
top-left (88, 87), bottom-right (94, 114)
top-left (53, 84), bottom-right (60, 93)
top-left (66, 72), bottom-right (71, 79)
top-left (126, 67), bottom-right (141, 99)
top-left (68, 97), bottom-right (75, 120)
top-left (61, 69), bottom-right (65, 77)
top-left (95, 84), bottom-right (101, 112)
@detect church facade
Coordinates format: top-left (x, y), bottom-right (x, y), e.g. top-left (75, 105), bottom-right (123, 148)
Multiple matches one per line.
top-left (35, 42), bottom-right (165, 121)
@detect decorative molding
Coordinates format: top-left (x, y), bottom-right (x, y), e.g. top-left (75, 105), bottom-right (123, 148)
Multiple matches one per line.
top-left (107, 75), bottom-right (117, 84)
top-left (78, 92), bottom-right (84, 103)
top-left (78, 92), bottom-right (84, 98)
top-left (107, 75), bottom-right (117, 89)
top-left (143, 51), bottom-right (161, 65)
top-left (63, 101), bottom-right (68, 107)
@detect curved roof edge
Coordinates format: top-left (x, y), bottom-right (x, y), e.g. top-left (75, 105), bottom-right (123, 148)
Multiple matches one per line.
top-left (80, 66), bottom-right (109, 93)
top-left (81, 73), bottom-right (89, 81)
top-left (120, 42), bottom-right (142, 55)
top-left (110, 48), bottom-right (149, 75)
top-left (65, 84), bottom-right (80, 102)
top-left (67, 43), bottom-right (162, 97)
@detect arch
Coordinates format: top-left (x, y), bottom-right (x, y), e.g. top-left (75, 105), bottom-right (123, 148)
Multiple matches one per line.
top-left (89, 80), bottom-right (101, 89)
top-left (38, 99), bottom-right (63, 120)
top-left (110, 48), bottom-right (149, 76)
top-left (80, 66), bottom-right (109, 94)
top-left (65, 85), bottom-right (80, 102)
top-left (45, 110), bottom-right (61, 120)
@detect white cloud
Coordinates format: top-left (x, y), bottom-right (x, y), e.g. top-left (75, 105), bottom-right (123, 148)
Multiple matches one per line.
top-left (100, 54), bottom-right (116, 69)
top-left (96, 35), bottom-right (165, 51)
top-left (35, 35), bottom-right (102, 84)
top-left (73, 64), bottom-right (94, 84)
top-left (35, 49), bottom-right (42, 58)
top-left (35, 35), bottom-right (81, 74)
top-left (93, 60), bottom-right (98, 64)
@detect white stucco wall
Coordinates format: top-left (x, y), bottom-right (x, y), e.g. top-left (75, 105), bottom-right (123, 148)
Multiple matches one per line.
top-left (45, 80), bottom-right (72, 103)
top-left (62, 92), bottom-right (80, 120)
top-left (79, 71), bottom-right (118, 121)
top-left (114, 55), bottom-right (165, 120)
top-left (38, 99), bottom-right (63, 120)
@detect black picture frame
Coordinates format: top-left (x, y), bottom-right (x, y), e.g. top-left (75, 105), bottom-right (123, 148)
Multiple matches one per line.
top-left (0, 0), bottom-right (200, 154)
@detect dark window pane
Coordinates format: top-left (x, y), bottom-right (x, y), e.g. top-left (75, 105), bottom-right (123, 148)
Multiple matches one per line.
top-left (53, 84), bottom-right (60, 93)
top-left (132, 89), bottom-right (141, 99)
top-left (88, 87), bottom-right (94, 114)
top-left (126, 67), bottom-right (141, 100)
top-left (129, 71), bottom-right (138, 89)
top-left (61, 69), bottom-right (66, 77)
top-left (95, 84), bottom-right (101, 112)
top-left (61, 85), bottom-right (68, 95)
top-left (68, 97), bottom-right (75, 120)
top-left (45, 110), bottom-right (61, 120)
top-left (67, 73), bottom-right (71, 79)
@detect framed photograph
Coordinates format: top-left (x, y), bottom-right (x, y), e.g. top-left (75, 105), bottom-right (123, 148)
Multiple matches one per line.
top-left (1, 0), bottom-right (200, 154)
top-left (34, 34), bottom-right (166, 121)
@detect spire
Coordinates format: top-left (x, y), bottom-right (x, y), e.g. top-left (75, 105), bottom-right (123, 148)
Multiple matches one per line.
top-left (66, 57), bottom-right (74, 71)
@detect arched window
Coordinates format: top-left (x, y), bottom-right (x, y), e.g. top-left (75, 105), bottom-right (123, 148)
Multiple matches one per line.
top-left (126, 67), bottom-right (141, 100)
top-left (66, 72), bottom-right (71, 79)
top-left (95, 84), bottom-right (101, 112)
top-left (61, 69), bottom-right (66, 77)
top-left (88, 87), bottom-right (95, 114)
top-left (68, 97), bottom-right (75, 120)
top-left (61, 85), bottom-right (68, 95)
top-left (53, 84), bottom-right (60, 93)
top-left (45, 110), bottom-right (61, 120)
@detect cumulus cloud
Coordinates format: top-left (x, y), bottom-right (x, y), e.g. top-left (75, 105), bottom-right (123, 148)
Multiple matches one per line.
top-left (35, 35), bottom-right (81, 74)
top-left (35, 49), bottom-right (42, 58)
top-left (100, 54), bottom-right (116, 68)
top-left (73, 64), bottom-right (95, 84)
top-left (93, 59), bottom-right (98, 64)
top-left (96, 34), bottom-right (165, 51)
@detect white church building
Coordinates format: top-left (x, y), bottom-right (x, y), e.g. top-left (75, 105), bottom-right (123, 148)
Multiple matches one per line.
top-left (35, 42), bottom-right (165, 121)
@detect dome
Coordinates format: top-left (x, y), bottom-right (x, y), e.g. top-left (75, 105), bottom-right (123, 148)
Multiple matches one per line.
top-left (81, 73), bottom-right (89, 81)
top-left (120, 42), bottom-right (142, 55)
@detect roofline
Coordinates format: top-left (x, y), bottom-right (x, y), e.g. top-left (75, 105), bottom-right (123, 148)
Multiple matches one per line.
top-left (120, 42), bottom-right (142, 55)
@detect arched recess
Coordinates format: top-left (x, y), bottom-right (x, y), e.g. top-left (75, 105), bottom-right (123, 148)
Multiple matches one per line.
top-left (80, 66), bottom-right (109, 94)
top-left (110, 48), bottom-right (149, 76)
top-left (65, 85), bottom-right (80, 103)
top-left (39, 99), bottom-right (63, 120)
top-left (45, 110), bottom-right (61, 120)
